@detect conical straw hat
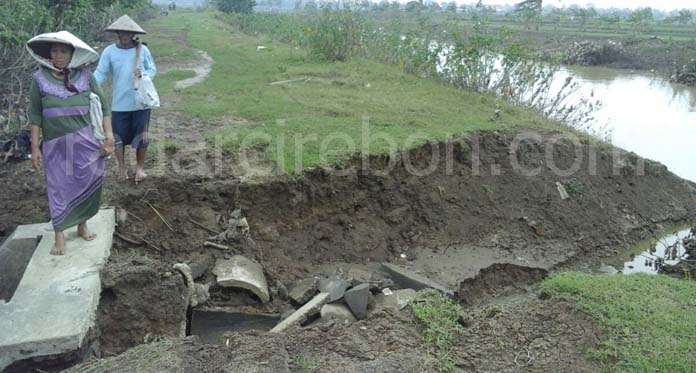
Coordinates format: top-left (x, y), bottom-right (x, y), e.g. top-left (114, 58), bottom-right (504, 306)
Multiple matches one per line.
top-left (105, 15), bottom-right (147, 34)
top-left (26, 30), bottom-right (99, 71)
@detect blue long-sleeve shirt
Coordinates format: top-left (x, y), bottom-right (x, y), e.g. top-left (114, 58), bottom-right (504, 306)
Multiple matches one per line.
top-left (94, 43), bottom-right (157, 112)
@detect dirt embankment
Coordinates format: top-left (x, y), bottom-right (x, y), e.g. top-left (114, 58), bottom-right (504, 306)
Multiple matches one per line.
top-left (1, 130), bottom-right (695, 371)
top-left (519, 31), bottom-right (696, 76)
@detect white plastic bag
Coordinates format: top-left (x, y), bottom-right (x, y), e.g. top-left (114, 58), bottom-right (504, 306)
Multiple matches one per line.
top-left (89, 92), bottom-right (104, 143)
top-left (135, 75), bottom-right (160, 110)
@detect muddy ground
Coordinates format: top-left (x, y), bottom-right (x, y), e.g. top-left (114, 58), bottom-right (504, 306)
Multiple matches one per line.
top-left (1, 126), bottom-right (695, 371)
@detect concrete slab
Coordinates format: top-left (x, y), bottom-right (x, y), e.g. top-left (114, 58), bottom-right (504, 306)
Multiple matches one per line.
top-left (320, 303), bottom-right (357, 324)
top-left (375, 289), bottom-right (418, 311)
top-left (0, 208), bottom-right (115, 371)
top-left (381, 263), bottom-right (454, 296)
top-left (269, 292), bottom-right (330, 333)
top-left (213, 256), bottom-right (270, 303)
top-left (318, 276), bottom-right (349, 302)
top-left (344, 284), bottom-right (370, 320)
top-left (288, 277), bottom-right (318, 305)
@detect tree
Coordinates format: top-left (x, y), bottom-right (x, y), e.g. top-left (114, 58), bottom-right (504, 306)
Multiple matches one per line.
top-left (673, 9), bottom-right (693, 25)
top-left (569, 5), bottom-right (596, 32)
top-left (405, 0), bottom-right (426, 13)
top-left (628, 7), bottom-right (653, 33)
top-left (514, 0), bottom-right (542, 31)
top-left (216, 0), bottom-right (256, 13)
top-left (445, 1), bottom-right (456, 13)
top-left (599, 12), bottom-right (622, 32)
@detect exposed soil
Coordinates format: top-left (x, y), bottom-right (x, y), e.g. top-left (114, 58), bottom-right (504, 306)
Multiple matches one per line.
top-left (1, 127), bottom-right (695, 371)
top-left (453, 295), bottom-right (605, 372)
top-left (97, 253), bottom-right (189, 355)
top-left (67, 294), bottom-right (604, 373)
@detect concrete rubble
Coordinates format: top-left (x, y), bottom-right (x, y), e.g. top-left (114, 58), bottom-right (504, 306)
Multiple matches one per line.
top-left (318, 276), bottom-right (350, 302)
top-left (320, 303), bottom-right (357, 324)
top-left (213, 256), bottom-right (270, 303)
top-left (381, 263), bottom-right (454, 296)
top-left (344, 283), bottom-right (370, 320)
top-left (375, 289), bottom-right (418, 311)
top-left (270, 292), bottom-right (330, 333)
top-left (289, 277), bottom-right (318, 305)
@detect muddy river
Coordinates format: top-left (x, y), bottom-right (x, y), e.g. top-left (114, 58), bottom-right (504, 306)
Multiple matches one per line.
top-left (563, 67), bottom-right (696, 273)
top-left (563, 66), bottom-right (696, 183)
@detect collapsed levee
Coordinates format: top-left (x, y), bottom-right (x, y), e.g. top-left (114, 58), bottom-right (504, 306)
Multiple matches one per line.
top-left (78, 130), bottom-right (695, 366)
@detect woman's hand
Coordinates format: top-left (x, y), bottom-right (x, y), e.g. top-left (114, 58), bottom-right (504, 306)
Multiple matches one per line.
top-left (101, 137), bottom-right (114, 157)
top-left (32, 148), bottom-right (42, 170)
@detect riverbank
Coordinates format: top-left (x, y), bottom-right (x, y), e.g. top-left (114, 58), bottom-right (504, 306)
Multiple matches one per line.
top-left (1, 10), bottom-right (695, 372)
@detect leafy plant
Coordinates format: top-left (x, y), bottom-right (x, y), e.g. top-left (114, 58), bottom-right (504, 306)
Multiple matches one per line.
top-left (411, 290), bottom-right (464, 372)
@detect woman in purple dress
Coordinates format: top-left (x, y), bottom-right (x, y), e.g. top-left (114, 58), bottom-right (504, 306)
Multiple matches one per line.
top-left (26, 31), bottom-right (114, 255)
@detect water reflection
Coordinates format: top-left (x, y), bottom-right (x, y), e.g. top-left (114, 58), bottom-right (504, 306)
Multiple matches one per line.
top-left (622, 228), bottom-right (691, 274)
top-left (562, 66), bottom-right (696, 182)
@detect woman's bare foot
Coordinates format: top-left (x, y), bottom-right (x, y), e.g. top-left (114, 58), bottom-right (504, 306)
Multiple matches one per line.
top-left (134, 168), bottom-right (147, 184)
top-left (51, 231), bottom-right (66, 255)
top-left (77, 222), bottom-right (97, 241)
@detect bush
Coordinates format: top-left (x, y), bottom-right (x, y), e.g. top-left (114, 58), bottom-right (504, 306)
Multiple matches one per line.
top-left (215, 0), bottom-right (256, 14)
top-left (304, 9), bottom-right (363, 61)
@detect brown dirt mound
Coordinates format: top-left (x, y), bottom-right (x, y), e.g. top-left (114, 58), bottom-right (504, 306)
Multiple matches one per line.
top-left (97, 253), bottom-right (188, 355)
top-left (458, 263), bottom-right (548, 306)
top-left (68, 296), bottom-right (602, 372)
top-left (453, 296), bottom-right (604, 372)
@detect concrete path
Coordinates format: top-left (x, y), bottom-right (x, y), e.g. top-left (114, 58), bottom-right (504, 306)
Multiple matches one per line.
top-left (0, 208), bottom-right (115, 370)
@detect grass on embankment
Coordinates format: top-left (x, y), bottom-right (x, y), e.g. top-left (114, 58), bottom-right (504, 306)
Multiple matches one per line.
top-left (144, 11), bottom-right (560, 174)
top-left (543, 272), bottom-right (696, 372)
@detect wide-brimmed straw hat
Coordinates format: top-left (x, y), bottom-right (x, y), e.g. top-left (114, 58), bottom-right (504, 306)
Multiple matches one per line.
top-left (26, 31), bottom-right (99, 71)
top-left (105, 15), bottom-right (147, 34)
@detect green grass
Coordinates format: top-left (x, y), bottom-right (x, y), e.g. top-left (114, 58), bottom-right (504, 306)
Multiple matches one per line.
top-left (143, 11), bottom-right (560, 174)
top-left (411, 290), bottom-right (465, 372)
top-left (543, 272), bottom-right (696, 372)
top-left (156, 69), bottom-right (196, 96)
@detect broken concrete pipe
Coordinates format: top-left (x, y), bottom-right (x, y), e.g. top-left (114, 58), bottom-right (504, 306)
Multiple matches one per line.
top-left (212, 256), bottom-right (270, 303)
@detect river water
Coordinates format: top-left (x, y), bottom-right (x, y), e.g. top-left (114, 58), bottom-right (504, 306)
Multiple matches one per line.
top-left (563, 66), bottom-right (696, 273)
top-left (562, 66), bottom-right (696, 183)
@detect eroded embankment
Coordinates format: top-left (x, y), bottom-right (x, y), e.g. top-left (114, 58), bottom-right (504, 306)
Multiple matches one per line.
top-left (1, 130), bottom-right (694, 370)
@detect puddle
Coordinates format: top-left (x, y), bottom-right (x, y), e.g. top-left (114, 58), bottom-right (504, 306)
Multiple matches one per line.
top-left (0, 236), bottom-right (40, 302)
top-left (608, 227), bottom-right (693, 274)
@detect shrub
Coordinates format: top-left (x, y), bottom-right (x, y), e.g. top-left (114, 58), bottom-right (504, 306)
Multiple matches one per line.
top-left (304, 9), bottom-right (364, 61)
top-left (215, 0), bottom-right (256, 14)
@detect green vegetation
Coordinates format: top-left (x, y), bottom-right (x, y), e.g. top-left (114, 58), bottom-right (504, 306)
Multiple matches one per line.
top-left (160, 138), bottom-right (180, 154)
top-left (543, 272), bottom-right (696, 372)
top-left (215, 0), bottom-right (256, 14)
top-left (0, 0), bottom-right (153, 48)
top-left (147, 12), bottom-right (558, 174)
top-left (411, 290), bottom-right (465, 372)
top-left (155, 69), bottom-right (196, 96)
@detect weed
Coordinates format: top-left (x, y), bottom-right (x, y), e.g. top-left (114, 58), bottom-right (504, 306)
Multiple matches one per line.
top-left (411, 290), bottom-right (465, 372)
top-left (293, 354), bottom-right (319, 373)
top-left (543, 272), bottom-right (696, 372)
top-left (161, 139), bottom-right (180, 154)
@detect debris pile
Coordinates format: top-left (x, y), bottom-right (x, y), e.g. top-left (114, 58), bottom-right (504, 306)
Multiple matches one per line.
top-left (660, 228), bottom-right (696, 278)
top-left (670, 59), bottom-right (696, 87)
top-left (564, 40), bottom-right (626, 66)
